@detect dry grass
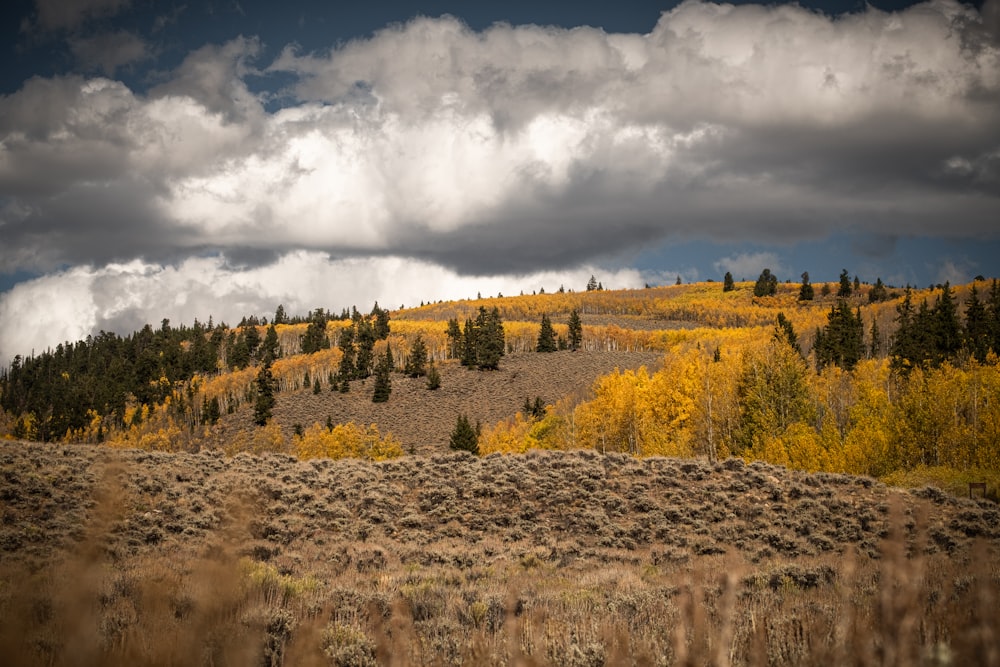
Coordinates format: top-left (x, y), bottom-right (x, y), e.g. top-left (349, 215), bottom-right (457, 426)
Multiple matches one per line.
top-left (2, 441), bottom-right (998, 665)
top-left (205, 350), bottom-right (664, 454)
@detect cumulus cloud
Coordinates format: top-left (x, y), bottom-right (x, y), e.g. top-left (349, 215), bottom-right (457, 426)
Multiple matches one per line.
top-left (0, 253), bottom-right (643, 362)
top-left (2, 1), bottom-right (1000, 359)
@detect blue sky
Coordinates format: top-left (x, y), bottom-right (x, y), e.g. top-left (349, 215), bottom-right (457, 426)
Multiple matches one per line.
top-left (0, 0), bottom-right (998, 363)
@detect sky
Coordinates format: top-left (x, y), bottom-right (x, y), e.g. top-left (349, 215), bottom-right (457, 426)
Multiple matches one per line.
top-left (1, 0), bottom-right (998, 364)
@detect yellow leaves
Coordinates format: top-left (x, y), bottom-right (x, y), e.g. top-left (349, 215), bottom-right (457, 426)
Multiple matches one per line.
top-left (294, 422), bottom-right (403, 461)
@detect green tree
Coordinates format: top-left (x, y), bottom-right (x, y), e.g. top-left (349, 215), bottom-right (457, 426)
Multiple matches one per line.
top-left (354, 319), bottom-right (376, 379)
top-left (797, 272), bottom-right (814, 301)
top-left (253, 362), bottom-right (277, 426)
top-left (814, 300), bottom-right (864, 370)
top-left (261, 324), bottom-right (280, 363)
top-left (838, 269), bottom-right (852, 298)
top-left (337, 326), bottom-right (356, 390)
top-left (536, 314), bottom-right (557, 352)
top-left (476, 307), bottom-right (505, 370)
top-left (723, 271), bottom-right (735, 292)
top-left (775, 312), bottom-right (801, 355)
top-left (372, 345), bottom-right (392, 403)
top-left (449, 414), bottom-right (479, 455)
top-left (753, 268), bottom-right (778, 297)
top-left (300, 311), bottom-right (330, 354)
top-left (567, 309), bottom-right (583, 351)
top-left (964, 283), bottom-right (991, 362)
top-left (372, 302), bottom-right (391, 340)
top-left (405, 334), bottom-right (429, 377)
top-left (446, 318), bottom-right (463, 359)
top-left (461, 318), bottom-right (477, 367)
top-left (587, 275), bottom-right (599, 292)
top-left (273, 304), bottom-right (287, 325)
top-left (426, 360), bottom-right (441, 390)
top-left (868, 277), bottom-right (888, 303)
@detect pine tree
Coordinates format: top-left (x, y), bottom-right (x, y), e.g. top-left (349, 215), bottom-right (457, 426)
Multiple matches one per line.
top-left (446, 318), bottom-right (463, 359)
top-left (814, 300), bottom-right (864, 370)
top-left (868, 277), bottom-right (888, 303)
top-left (354, 319), bottom-right (376, 379)
top-left (869, 318), bottom-right (881, 358)
top-left (753, 268), bottom-right (778, 297)
top-left (261, 324), bottom-right (280, 363)
top-left (300, 312), bottom-right (330, 354)
top-left (253, 362), bottom-right (277, 426)
top-left (405, 334), bottom-right (429, 377)
top-left (964, 283), bottom-right (990, 362)
top-left (426, 360), bottom-right (441, 390)
top-left (372, 302), bottom-right (391, 339)
top-left (930, 282), bottom-right (961, 365)
top-left (723, 272), bottom-right (735, 292)
top-left (461, 318), bottom-right (477, 367)
top-left (337, 326), bottom-right (356, 389)
top-left (449, 414), bottom-right (479, 455)
top-left (567, 309), bottom-right (583, 351)
top-left (372, 345), bottom-right (392, 403)
top-left (476, 307), bottom-right (505, 370)
top-left (774, 313), bottom-right (801, 356)
top-left (587, 275), bottom-right (599, 292)
top-left (798, 272), bottom-right (814, 301)
top-left (838, 269), bottom-right (852, 298)
top-left (313, 376), bottom-right (321, 394)
top-left (273, 304), bottom-right (287, 325)
top-left (536, 314), bottom-right (557, 352)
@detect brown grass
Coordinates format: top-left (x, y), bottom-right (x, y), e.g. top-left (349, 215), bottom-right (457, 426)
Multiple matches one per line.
top-left (1, 441), bottom-right (998, 665)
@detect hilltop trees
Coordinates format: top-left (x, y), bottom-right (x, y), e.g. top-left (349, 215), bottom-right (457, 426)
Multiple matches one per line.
top-left (300, 310), bottom-right (331, 354)
top-left (723, 272), bottom-right (735, 292)
top-left (798, 272), bottom-right (814, 301)
top-left (814, 301), bottom-right (864, 370)
top-left (890, 283), bottom-right (963, 370)
top-left (838, 270), bottom-right (853, 298)
top-left (753, 269), bottom-right (778, 297)
top-left (451, 307), bottom-right (506, 370)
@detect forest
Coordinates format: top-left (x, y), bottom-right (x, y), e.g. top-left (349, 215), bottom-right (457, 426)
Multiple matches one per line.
top-left (3, 274), bottom-right (1000, 497)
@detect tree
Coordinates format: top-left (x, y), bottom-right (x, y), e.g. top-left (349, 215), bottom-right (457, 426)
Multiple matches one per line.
top-left (446, 318), bottom-right (463, 359)
top-left (261, 324), bottom-right (280, 363)
top-left (449, 414), bottom-right (479, 455)
top-left (536, 314), bottom-right (557, 353)
top-left (814, 300), bottom-right (864, 370)
top-left (753, 269), bottom-right (778, 297)
top-left (723, 272), bottom-right (735, 292)
top-left (426, 360), bottom-right (441, 390)
top-left (798, 272), bottom-right (814, 301)
top-left (587, 275), bottom-right (599, 292)
top-left (775, 313), bottom-right (801, 355)
top-left (337, 326), bottom-right (356, 391)
top-left (405, 334), bottom-right (428, 377)
top-left (838, 269), bottom-right (852, 298)
top-left (354, 319), bottom-right (376, 379)
top-left (964, 283), bottom-right (991, 362)
top-left (253, 362), bottom-right (277, 426)
top-left (372, 302), bottom-right (391, 340)
top-left (567, 309), bottom-right (583, 351)
top-left (273, 304), bottom-right (287, 325)
top-left (300, 312), bottom-right (330, 354)
top-left (461, 318), bottom-right (477, 367)
top-left (475, 307), bottom-right (505, 370)
top-left (868, 277), bottom-right (888, 303)
top-left (372, 345), bottom-right (392, 403)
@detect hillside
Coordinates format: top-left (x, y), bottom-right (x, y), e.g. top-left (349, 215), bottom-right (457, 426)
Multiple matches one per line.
top-left (2, 440), bottom-right (998, 665)
top-left (209, 350), bottom-right (664, 454)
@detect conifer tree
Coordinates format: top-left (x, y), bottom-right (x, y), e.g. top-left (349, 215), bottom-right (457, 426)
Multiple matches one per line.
top-left (372, 302), bottom-right (391, 339)
top-left (868, 277), bottom-right (888, 303)
top-left (753, 268), bottom-right (778, 297)
top-left (567, 309), bottom-right (583, 351)
top-left (461, 318), bottom-right (477, 367)
top-left (253, 362), bottom-right (277, 426)
top-left (426, 360), bottom-right (441, 390)
top-left (446, 318), bottom-right (463, 359)
top-left (869, 318), bottom-right (882, 358)
top-left (798, 272), bottom-right (814, 301)
top-left (476, 307), bottom-right (505, 370)
top-left (261, 324), bottom-right (280, 363)
top-left (300, 311), bottom-right (330, 354)
top-left (587, 275), bottom-right (599, 292)
top-left (405, 334), bottom-right (429, 377)
top-left (964, 283), bottom-right (990, 362)
top-left (814, 300), bottom-right (864, 370)
top-left (354, 319), bottom-right (376, 379)
top-left (536, 314), bottom-right (557, 352)
top-left (838, 269), bottom-right (852, 297)
top-left (273, 304), bottom-right (287, 325)
top-left (723, 271), bottom-right (735, 292)
top-left (775, 313), bottom-right (801, 356)
top-left (449, 414), bottom-right (479, 455)
top-left (337, 326), bottom-right (356, 390)
top-left (932, 282), bottom-right (961, 364)
top-left (372, 345), bottom-right (392, 403)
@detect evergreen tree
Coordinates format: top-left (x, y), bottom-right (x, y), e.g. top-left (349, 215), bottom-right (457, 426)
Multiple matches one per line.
top-left (797, 272), bottom-right (814, 301)
top-left (930, 282), bottom-right (961, 365)
top-left (372, 345), bottom-right (392, 403)
top-left (405, 334), bottom-right (429, 377)
top-left (228, 332), bottom-right (250, 370)
top-left (723, 271), bottom-right (735, 292)
top-left (426, 360), bottom-right (441, 390)
top-left (989, 279), bottom-right (1000, 355)
top-left (253, 362), bottom-right (277, 426)
top-left (300, 312), bottom-right (330, 354)
top-left (261, 324), bottom-right (280, 363)
top-left (774, 313), bottom-right (801, 356)
top-left (446, 318), bottom-right (463, 359)
top-left (868, 277), bottom-right (888, 303)
top-left (838, 269), bottom-right (852, 298)
top-left (567, 309), bottom-right (583, 351)
top-left (461, 318), bottom-right (477, 367)
top-left (964, 283), bottom-right (991, 362)
top-left (869, 318), bottom-right (882, 358)
top-left (449, 414), bottom-right (479, 455)
top-left (587, 275), bottom-right (599, 292)
top-left (243, 323), bottom-right (261, 359)
top-left (753, 268), bottom-right (778, 297)
top-left (536, 314), bottom-right (557, 352)
top-left (273, 304), bottom-right (287, 325)
top-left (313, 376), bottom-right (321, 394)
top-left (475, 307), bottom-right (505, 370)
top-left (814, 300), bottom-right (864, 370)
top-left (337, 326), bottom-right (356, 389)
top-left (354, 319), bottom-right (376, 379)
top-left (372, 302), bottom-right (391, 339)
top-left (853, 275), bottom-right (861, 293)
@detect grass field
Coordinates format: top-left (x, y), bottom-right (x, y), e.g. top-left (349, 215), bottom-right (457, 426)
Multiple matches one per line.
top-left (2, 440), bottom-right (998, 665)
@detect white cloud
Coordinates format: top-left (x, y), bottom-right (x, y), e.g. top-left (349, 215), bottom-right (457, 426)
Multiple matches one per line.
top-left (0, 253), bottom-right (644, 363)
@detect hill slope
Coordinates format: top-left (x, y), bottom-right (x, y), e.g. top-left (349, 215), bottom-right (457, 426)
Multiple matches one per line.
top-left (2, 441), bottom-right (997, 665)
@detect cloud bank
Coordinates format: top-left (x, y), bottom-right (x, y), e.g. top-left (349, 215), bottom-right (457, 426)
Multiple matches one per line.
top-left (2, 0), bottom-right (999, 361)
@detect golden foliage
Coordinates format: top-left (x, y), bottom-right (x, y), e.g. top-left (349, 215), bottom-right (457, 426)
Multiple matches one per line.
top-left (294, 422), bottom-right (404, 461)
